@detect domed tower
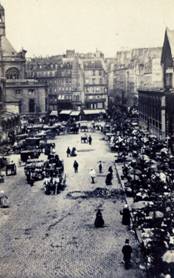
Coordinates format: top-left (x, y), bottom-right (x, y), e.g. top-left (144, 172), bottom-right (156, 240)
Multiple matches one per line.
top-left (0, 3), bottom-right (5, 36)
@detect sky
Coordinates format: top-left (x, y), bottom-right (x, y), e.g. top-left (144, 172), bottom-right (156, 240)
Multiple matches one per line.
top-left (1, 0), bottom-right (174, 58)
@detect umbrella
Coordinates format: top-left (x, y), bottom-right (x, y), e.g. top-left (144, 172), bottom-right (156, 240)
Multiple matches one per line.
top-left (130, 169), bottom-right (142, 175)
top-left (162, 250), bottom-right (174, 263)
top-left (142, 137), bottom-right (149, 143)
top-left (149, 134), bottom-right (157, 139)
top-left (131, 201), bottom-right (153, 210)
top-left (132, 130), bottom-right (138, 135)
top-left (149, 211), bottom-right (164, 219)
top-left (141, 155), bottom-right (150, 162)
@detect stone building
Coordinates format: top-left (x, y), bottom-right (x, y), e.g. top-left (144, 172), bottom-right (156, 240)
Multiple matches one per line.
top-left (138, 28), bottom-right (174, 142)
top-left (26, 50), bottom-right (108, 113)
top-left (0, 4), bottom-right (47, 115)
top-left (26, 51), bottom-right (84, 112)
top-left (138, 89), bottom-right (166, 138)
top-left (114, 47), bottom-right (163, 106)
top-left (161, 27), bottom-right (174, 90)
top-left (82, 58), bottom-right (108, 110)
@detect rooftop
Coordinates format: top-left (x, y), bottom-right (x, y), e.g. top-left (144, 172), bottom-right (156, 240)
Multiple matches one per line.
top-left (0, 36), bottom-right (17, 57)
top-left (166, 27), bottom-right (174, 59)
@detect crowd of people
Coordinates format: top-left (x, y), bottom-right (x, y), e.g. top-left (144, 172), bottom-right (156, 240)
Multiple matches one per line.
top-left (3, 107), bottom-right (174, 275)
top-left (106, 107), bottom-right (174, 277)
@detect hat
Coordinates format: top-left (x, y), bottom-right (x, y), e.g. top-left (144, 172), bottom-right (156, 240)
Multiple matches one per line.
top-left (125, 239), bottom-right (129, 244)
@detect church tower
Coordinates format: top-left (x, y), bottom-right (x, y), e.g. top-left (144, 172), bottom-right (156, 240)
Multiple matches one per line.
top-left (0, 3), bottom-right (5, 36)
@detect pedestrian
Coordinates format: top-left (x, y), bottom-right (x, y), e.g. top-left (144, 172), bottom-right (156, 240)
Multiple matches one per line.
top-left (29, 171), bottom-right (35, 187)
top-left (89, 168), bottom-right (96, 183)
top-left (108, 166), bottom-right (113, 177)
top-left (122, 239), bottom-right (132, 269)
top-left (71, 147), bottom-right (77, 157)
top-left (121, 204), bottom-right (131, 226)
top-left (73, 160), bottom-right (79, 173)
top-left (53, 175), bottom-right (60, 194)
top-left (66, 147), bottom-right (71, 157)
top-left (98, 161), bottom-right (103, 173)
top-left (94, 209), bottom-right (104, 228)
top-left (88, 135), bottom-right (92, 145)
top-left (105, 171), bottom-right (113, 185)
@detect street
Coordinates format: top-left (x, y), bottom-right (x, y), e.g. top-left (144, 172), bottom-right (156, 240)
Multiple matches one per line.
top-left (0, 131), bottom-right (145, 278)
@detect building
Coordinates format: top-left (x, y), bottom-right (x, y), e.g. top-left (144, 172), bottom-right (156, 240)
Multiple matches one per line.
top-left (26, 52), bottom-right (84, 112)
top-left (161, 27), bottom-right (174, 90)
top-left (83, 58), bottom-right (108, 110)
top-left (138, 89), bottom-right (166, 138)
top-left (26, 50), bottom-right (108, 114)
top-left (138, 28), bottom-right (174, 141)
top-left (114, 48), bottom-right (163, 106)
top-left (0, 4), bottom-right (47, 115)
top-left (5, 79), bottom-right (47, 114)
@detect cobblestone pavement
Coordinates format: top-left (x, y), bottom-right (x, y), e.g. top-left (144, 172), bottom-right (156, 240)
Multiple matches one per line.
top-left (0, 132), bottom-right (145, 278)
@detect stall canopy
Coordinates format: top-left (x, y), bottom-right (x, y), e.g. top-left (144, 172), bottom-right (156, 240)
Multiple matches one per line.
top-left (83, 109), bottom-right (106, 115)
top-left (0, 112), bottom-right (19, 122)
top-left (59, 110), bottom-right (72, 115)
top-left (70, 111), bottom-right (80, 116)
top-left (50, 111), bottom-right (58, 116)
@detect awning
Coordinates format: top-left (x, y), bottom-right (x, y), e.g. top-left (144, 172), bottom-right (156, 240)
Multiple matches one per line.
top-left (59, 110), bottom-right (72, 115)
top-left (50, 111), bottom-right (58, 116)
top-left (70, 111), bottom-right (80, 116)
top-left (83, 109), bottom-right (106, 115)
top-left (0, 112), bottom-right (19, 121)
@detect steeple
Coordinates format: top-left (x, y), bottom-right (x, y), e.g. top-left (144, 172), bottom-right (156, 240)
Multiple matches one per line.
top-left (0, 3), bottom-right (5, 36)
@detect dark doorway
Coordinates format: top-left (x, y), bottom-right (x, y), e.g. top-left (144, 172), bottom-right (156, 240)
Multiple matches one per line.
top-left (29, 98), bottom-right (35, 113)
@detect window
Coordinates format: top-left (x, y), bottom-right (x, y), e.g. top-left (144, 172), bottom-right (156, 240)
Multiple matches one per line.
top-left (6, 67), bottom-right (20, 79)
top-left (15, 89), bottom-right (21, 94)
top-left (28, 89), bottom-right (34, 94)
top-left (165, 73), bottom-right (173, 89)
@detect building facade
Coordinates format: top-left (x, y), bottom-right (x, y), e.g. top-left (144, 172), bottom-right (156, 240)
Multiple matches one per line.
top-left (114, 48), bottom-right (163, 106)
top-left (0, 4), bottom-right (47, 115)
top-left (26, 50), bottom-right (108, 113)
top-left (83, 58), bottom-right (108, 110)
top-left (161, 28), bottom-right (174, 90)
top-left (138, 28), bottom-right (174, 140)
top-left (139, 89), bottom-right (166, 138)
top-left (26, 52), bottom-right (84, 112)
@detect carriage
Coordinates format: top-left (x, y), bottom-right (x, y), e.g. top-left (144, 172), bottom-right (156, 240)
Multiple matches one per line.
top-left (24, 159), bottom-right (45, 181)
top-left (20, 149), bottom-right (41, 163)
top-left (6, 162), bottom-right (17, 176)
top-left (81, 134), bottom-right (88, 143)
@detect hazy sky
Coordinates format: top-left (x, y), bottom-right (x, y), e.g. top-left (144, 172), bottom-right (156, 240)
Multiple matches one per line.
top-left (1, 0), bottom-right (174, 57)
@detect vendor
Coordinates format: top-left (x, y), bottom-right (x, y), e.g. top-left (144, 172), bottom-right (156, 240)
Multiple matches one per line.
top-left (122, 204), bottom-right (131, 226)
